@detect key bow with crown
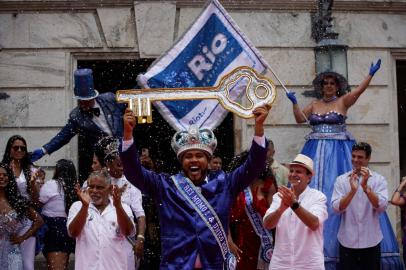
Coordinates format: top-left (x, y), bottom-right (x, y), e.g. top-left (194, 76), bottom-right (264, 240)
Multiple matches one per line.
top-left (116, 66), bottom-right (276, 123)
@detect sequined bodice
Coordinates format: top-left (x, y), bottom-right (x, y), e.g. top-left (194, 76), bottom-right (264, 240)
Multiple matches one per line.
top-left (309, 111), bottom-right (346, 126)
top-left (0, 211), bottom-right (22, 240)
top-left (307, 111), bottom-right (353, 139)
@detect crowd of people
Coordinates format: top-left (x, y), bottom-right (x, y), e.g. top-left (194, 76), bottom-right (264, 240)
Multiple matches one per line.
top-left (1, 59), bottom-right (406, 270)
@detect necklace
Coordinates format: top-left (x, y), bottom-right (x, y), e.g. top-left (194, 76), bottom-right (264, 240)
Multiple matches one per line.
top-left (323, 96), bottom-right (338, 103)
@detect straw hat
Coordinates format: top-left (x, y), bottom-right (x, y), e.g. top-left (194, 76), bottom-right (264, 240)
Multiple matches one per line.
top-left (288, 154), bottom-right (314, 176)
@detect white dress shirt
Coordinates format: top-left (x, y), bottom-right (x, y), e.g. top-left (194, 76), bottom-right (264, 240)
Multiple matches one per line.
top-left (67, 200), bottom-right (135, 270)
top-left (92, 100), bottom-right (113, 136)
top-left (331, 170), bottom-right (388, 249)
top-left (82, 176), bottom-right (144, 270)
top-left (264, 186), bottom-right (327, 270)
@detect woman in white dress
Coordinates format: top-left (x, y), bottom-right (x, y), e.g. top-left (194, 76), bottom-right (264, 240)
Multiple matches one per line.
top-left (2, 135), bottom-right (42, 270)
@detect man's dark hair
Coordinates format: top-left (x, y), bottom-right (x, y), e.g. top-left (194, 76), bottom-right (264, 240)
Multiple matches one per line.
top-left (352, 142), bottom-right (372, 158)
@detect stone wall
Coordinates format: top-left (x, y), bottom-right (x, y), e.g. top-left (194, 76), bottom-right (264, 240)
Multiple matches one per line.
top-left (0, 0), bottom-right (405, 232)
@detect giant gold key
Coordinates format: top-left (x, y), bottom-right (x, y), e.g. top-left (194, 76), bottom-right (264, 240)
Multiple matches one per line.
top-left (116, 66), bottom-right (277, 123)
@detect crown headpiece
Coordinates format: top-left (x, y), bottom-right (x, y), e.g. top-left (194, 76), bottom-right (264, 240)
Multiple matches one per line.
top-left (95, 136), bottom-right (120, 162)
top-left (171, 125), bottom-right (217, 159)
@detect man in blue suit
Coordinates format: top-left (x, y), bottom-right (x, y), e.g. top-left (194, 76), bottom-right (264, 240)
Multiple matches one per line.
top-left (31, 69), bottom-right (126, 178)
top-left (120, 103), bottom-right (271, 270)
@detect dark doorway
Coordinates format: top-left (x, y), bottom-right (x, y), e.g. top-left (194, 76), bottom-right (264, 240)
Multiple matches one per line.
top-left (76, 59), bottom-right (234, 181)
top-left (396, 59), bottom-right (406, 263)
top-left (397, 60), bottom-right (406, 177)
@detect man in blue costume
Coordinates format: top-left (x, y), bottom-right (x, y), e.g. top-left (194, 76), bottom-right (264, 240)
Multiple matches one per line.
top-left (31, 69), bottom-right (126, 180)
top-left (120, 104), bottom-right (271, 269)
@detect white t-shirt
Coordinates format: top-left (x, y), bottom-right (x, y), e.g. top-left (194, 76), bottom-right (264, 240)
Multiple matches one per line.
top-left (67, 200), bottom-right (134, 270)
top-left (39, 179), bottom-right (67, 218)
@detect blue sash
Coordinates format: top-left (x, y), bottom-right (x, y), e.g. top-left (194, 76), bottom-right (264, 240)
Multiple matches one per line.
top-left (172, 174), bottom-right (236, 270)
top-left (244, 188), bottom-right (273, 263)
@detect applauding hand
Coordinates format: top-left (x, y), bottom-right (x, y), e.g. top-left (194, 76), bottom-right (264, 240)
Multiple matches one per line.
top-left (278, 186), bottom-right (296, 210)
top-left (349, 172), bottom-right (359, 192)
top-left (75, 183), bottom-right (91, 207)
top-left (112, 185), bottom-right (123, 208)
top-left (359, 167), bottom-right (370, 189)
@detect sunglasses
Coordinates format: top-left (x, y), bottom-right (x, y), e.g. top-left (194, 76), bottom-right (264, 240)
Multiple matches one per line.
top-left (12, 145), bottom-right (27, 152)
top-left (323, 81), bottom-right (336, 86)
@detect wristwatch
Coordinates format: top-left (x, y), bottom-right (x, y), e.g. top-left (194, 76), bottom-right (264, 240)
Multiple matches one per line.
top-left (290, 201), bottom-right (300, 210)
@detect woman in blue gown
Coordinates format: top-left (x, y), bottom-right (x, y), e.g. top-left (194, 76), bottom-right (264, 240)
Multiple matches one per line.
top-left (286, 59), bottom-right (403, 270)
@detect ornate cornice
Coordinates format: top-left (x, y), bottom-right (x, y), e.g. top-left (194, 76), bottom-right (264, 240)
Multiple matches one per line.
top-left (0, 0), bottom-right (406, 13)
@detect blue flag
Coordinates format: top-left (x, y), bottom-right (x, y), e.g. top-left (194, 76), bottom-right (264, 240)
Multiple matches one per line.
top-left (137, 0), bottom-right (271, 131)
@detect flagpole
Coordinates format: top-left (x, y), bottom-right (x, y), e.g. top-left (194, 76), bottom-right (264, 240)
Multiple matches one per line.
top-left (265, 66), bottom-right (309, 123)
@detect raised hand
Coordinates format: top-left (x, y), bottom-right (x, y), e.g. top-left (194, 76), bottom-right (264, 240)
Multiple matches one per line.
top-left (349, 171), bottom-right (359, 191)
top-left (398, 176), bottom-right (406, 192)
top-left (253, 104), bottom-right (272, 125)
top-left (369, 59), bottom-right (381, 76)
top-left (75, 183), bottom-right (91, 206)
top-left (360, 167), bottom-right (370, 189)
top-left (112, 185), bottom-right (122, 208)
top-left (123, 108), bottom-right (136, 140)
top-left (286, 91), bottom-right (298, 105)
top-left (278, 186), bottom-right (296, 209)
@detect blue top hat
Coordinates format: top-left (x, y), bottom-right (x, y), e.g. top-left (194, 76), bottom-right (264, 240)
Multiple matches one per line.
top-left (73, 68), bottom-right (99, 100)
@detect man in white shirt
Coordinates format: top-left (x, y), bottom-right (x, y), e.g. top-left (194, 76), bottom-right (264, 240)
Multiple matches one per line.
top-left (84, 135), bottom-right (146, 270)
top-left (331, 142), bottom-right (387, 270)
top-left (67, 169), bottom-right (135, 270)
top-left (263, 154), bottom-right (327, 270)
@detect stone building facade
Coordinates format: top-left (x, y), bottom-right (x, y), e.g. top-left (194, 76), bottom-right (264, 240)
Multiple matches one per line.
top-left (1, 0), bottom-right (406, 233)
